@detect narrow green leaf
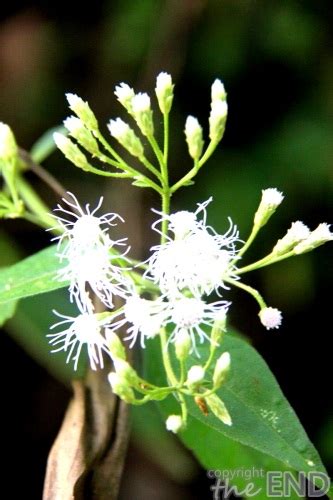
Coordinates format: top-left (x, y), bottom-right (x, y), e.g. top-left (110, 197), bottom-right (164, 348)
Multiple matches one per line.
top-left (0, 244), bottom-right (67, 304)
top-left (30, 125), bottom-right (67, 164)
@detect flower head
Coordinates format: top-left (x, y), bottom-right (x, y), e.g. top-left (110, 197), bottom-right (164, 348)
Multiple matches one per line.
top-left (48, 310), bottom-right (111, 370)
top-left (155, 72), bottom-right (174, 114)
top-left (166, 415), bottom-right (183, 433)
top-left (259, 307), bottom-right (282, 330)
top-left (114, 83), bottom-right (135, 112)
top-left (211, 79), bottom-right (226, 102)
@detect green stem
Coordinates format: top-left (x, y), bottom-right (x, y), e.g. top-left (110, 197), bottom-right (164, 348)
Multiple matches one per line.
top-left (160, 189), bottom-right (170, 243)
top-left (139, 154), bottom-right (163, 181)
top-left (160, 328), bottom-right (178, 386)
top-left (224, 277), bottom-right (266, 309)
top-left (235, 225), bottom-right (260, 262)
top-left (16, 176), bottom-right (58, 230)
top-left (235, 250), bottom-right (295, 275)
top-left (146, 134), bottom-right (164, 171)
top-left (163, 113), bottom-right (169, 168)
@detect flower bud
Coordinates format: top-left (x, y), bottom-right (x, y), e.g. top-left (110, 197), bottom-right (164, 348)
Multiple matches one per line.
top-left (166, 415), bottom-right (183, 433)
top-left (114, 83), bottom-right (135, 112)
top-left (211, 79), bottom-right (227, 103)
top-left (108, 372), bottom-right (135, 403)
top-left (259, 307), bottom-right (282, 330)
top-left (272, 221), bottom-right (310, 255)
top-left (209, 100), bottom-right (228, 143)
top-left (53, 132), bottom-right (90, 171)
top-left (253, 188), bottom-right (284, 228)
top-left (213, 352), bottom-right (231, 388)
top-left (113, 358), bottom-right (139, 386)
top-left (186, 365), bottom-right (205, 386)
top-left (205, 394), bottom-right (232, 426)
top-left (105, 329), bottom-right (126, 360)
top-left (132, 93), bottom-right (154, 136)
top-left (0, 123), bottom-right (18, 164)
top-left (66, 93), bottom-right (99, 132)
top-left (184, 116), bottom-right (204, 160)
top-left (294, 223), bottom-right (333, 254)
top-left (155, 72), bottom-right (174, 114)
top-left (64, 116), bottom-right (100, 156)
top-left (211, 307), bottom-right (228, 345)
top-left (108, 118), bottom-right (144, 158)
top-left (175, 328), bottom-right (191, 361)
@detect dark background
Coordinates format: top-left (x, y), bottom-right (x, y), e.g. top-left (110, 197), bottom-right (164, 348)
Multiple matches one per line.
top-left (0, 1), bottom-right (332, 498)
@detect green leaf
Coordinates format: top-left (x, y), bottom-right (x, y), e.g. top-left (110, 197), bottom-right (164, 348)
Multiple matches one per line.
top-left (144, 333), bottom-right (329, 485)
top-left (0, 228), bottom-right (22, 325)
top-left (0, 244), bottom-right (67, 304)
top-left (30, 125), bottom-right (67, 164)
top-left (0, 301), bottom-right (17, 327)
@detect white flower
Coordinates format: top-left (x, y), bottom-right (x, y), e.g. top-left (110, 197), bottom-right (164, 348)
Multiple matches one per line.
top-left (65, 93), bottom-right (98, 131)
top-left (114, 83), bottom-right (135, 111)
top-left (48, 309), bottom-right (111, 371)
top-left (166, 296), bottom-right (230, 354)
top-left (259, 307), bottom-right (282, 330)
top-left (156, 72), bottom-right (172, 95)
top-left (51, 192), bottom-right (124, 254)
top-left (51, 192), bottom-right (131, 311)
top-left (114, 295), bottom-right (168, 348)
top-left (147, 202), bottom-right (239, 297)
top-left (211, 79), bottom-right (226, 102)
top-left (166, 415), bottom-right (183, 433)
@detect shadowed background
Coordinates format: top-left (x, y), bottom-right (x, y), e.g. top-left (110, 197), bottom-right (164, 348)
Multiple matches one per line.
top-left (0, 1), bottom-right (332, 498)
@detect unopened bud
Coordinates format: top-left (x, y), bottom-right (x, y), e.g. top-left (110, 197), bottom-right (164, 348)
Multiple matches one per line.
top-left (114, 83), bottom-right (135, 112)
top-left (108, 118), bottom-right (144, 158)
top-left (105, 329), bottom-right (126, 360)
top-left (211, 307), bottom-right (228, 345)
top-left (184, 116), bottom-right (204, 160)
top-left (0, 123), bottom-right (18, 163)
top-left (253, 188), bottom-right (284, 228)
top-left (186, 365), bottom-right (205, 386)
top-left (66, 93), bottom-right (99, 132)
top-left (211, 79), bottom-right (227, 102)
top-left (155, 72), bottom-right (174, 114)
top-left (209, 100), bottom-right (228, 143)
top-left (53, 132), bottom-right (90, 171)
top-left (166, 414), bottom-right (183, 433)
top-left (294, 223), bottom-right (333, 254)
top-left (175, 328), bottom-right (191, 361)
top-left (273, 221), bottom-right (310, 255)
top-left (213, 352), bottom-right (231, 387)
top-left (205, 394), bottom-right (232, 426)
top-left (108, 372), bottom-right (135, 403)
top-left (64, 116), bottom-right (100, 155)
top-left (132, 93), bottom-right (154, 136)
top-left (113, 358), bottom-right (139, 386)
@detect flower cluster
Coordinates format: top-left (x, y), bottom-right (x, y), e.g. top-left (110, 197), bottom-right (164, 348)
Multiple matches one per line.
top-left (48, 71), bottom-right (332, 433)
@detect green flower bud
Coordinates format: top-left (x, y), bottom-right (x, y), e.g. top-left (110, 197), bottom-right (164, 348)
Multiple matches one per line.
top-left (175, 328), bottom-right (191, 361)
top-left (53, 132), bottom-right (90, 171)
top-left (184, 116), bottom-right (204, 160)
top-left (213, 352), bottom-right (231, 388)
top-left (272, 221), bottom-right (310, 255)
top-left (294, 223), bottom-right (333, 254)
top-left (64, 116), bottom-right (100, 156)
top-left (108, 372), bottom-right (135, 403)
top-left (66, 93), bottom-right (99, 132)
top-left (113, 358), bottom-right (140, 386)
top-left (0, 123), bottom-right (18, 164)
top-left (253, 188), bottom-right (284, 228)
top-left (105, 329), bottom-right (126, 361)
top-left (209, 100), bottom-right (228, 143)
top-left (108, 118), bottom-right (144, 158)
top-left (205, 393), bottom-right (232, 426)
top-left (155, 72), bottom-right (174, 114)
top-left (132, 93), bottom-right (154, 136)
